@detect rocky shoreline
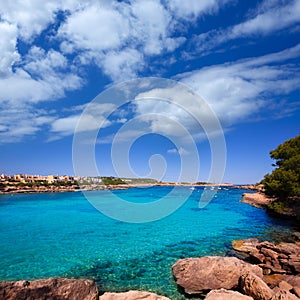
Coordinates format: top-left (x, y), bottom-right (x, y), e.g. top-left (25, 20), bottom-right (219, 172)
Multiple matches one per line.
top-left (172, 236), bottom-right (300, 299)
top-left (241, 192), bottom-right (300, 222)
top-left (1, 236), bottom-right (299, 300)
top-left (241, 192), bottom-right (275, 209)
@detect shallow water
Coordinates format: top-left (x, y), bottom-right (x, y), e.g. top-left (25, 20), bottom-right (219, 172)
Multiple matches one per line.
top-left (0, 186), bottom-right (294, 299)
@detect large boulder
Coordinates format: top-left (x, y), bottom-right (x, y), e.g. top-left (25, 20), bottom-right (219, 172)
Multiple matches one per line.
top-left (99, 291), bottom-right (170, 300)
top-left (205, 289), bottom-right (254, 299)
top-left (239, 273), bottom-right (273, 300)
top-left (0, 278), bottom-right (98, 300)
top-left (172, 256), bottom-right (263, 295)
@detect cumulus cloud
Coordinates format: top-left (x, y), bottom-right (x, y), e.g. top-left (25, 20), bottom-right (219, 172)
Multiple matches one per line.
top-left (0, 0), bottom-right (80, 42)
top-left (0, 22), bottom-right (19, 76)
top-left (0, 0), bottom-right (298, 145)
top-left (0, 47), bottom-right (82, 104)
top-left (57, 0), bottom-right (187, 81)
top-left (100, 49), bottom-right (144, 82)
top-left (58, 4), bottom-right (130, 52)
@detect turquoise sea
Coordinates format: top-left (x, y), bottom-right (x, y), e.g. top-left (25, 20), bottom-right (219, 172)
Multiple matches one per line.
top-left (0, 187), bottom-right (295, 299)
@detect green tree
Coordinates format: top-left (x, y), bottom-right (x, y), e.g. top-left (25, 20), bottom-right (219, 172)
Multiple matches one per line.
top-left (262, 135), bottom-right (300, 200)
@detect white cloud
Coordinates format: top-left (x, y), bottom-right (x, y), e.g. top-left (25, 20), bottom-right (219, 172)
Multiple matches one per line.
top-left (58, 4), bottom-right (130, 52)
top-left (165, 0), bottom-right (231, 20)
top-left (167, 147), bottom-right (190, 155)
top-left (191, 0), bottom-right (300, 55)
top-left (132, 45), bottom-right (300, 139)
top-left (50, 103), bottom-right (117, 138)
top-left (57, 0), bottom-right (185, 81)
top-left (0, 0), bottom-right (299, 145)
top-left (178, 46), bottom-right (300, 124)
top-left (0, 107), bottom-right (55, 143)
top-left (0, 47), bottom-right (82, 104)
top-left (130, 0), bottom-right (171, 55)
top-left (0, 22), bottom-right (19, 76)
top-left (100, 48), bottom-right (144, 82)
top-left (231, 0), bottom-right (300, 37)
top-left (0, 0), bottom-right (80, 42)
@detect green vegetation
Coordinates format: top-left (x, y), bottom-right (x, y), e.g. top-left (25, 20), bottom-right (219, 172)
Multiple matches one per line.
top-left (101, 177), bottom-right (126, 185)
top-left (261, 135), bottom-right (300, 218)
top-left (262, 135), bottom-right (300, 199)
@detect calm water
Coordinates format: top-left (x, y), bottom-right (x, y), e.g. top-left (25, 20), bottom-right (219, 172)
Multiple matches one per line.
top-left (0, 187), bottom-right (294, 299)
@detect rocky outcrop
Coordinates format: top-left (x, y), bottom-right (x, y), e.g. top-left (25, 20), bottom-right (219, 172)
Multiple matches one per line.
top-left (232, 239), bottom-right (300, 275)
top-left (99, 291), bottom-right (170, 300)
top-left (205, 289), bottom-right (254, 299)
top-left (0, 278), bottom-right (98, 300)
top-left (239, 273), bottom-right (274, 300)
top-left (0, 280), bottom-right (170, 300)
top-left (241, 193), bottom-right (275, 208)
top-left (172, 256), bottom-right (263, 295)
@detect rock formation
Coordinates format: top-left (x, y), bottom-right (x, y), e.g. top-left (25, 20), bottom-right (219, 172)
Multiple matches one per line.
top-left (205, 289), bottom-right (254, 299)
top-left (172, 256), bottom-right (263, 295)
top-left (0, 278), bottom-right (98, 300)
top-left (239, 273), bottom-right (273, 300)
top-left (99, 291), bottom-right (170, 300)
top-left (232, 239), bottom-right (300, 275)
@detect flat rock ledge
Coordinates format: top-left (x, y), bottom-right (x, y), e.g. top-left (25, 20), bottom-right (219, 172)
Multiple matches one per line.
top-left (241, 193), bottom-right (275, 208)
top-left (0, 278), bottom-right (169, 300)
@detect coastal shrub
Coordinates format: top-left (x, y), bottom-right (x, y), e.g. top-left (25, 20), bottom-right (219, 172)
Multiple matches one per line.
top-left (262, 135), bottom-right (300, 200)
top-left (102, 177), bottom-right (126, 185)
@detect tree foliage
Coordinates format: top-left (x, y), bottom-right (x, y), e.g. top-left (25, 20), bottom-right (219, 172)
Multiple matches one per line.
top-left (262, 135), bottom-right (300, 200)
top-left (101, 177), bottom-right (126, 185)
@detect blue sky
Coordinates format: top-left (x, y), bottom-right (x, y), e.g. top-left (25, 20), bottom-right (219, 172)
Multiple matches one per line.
top-left (0, 0), bottom-right (299, 183)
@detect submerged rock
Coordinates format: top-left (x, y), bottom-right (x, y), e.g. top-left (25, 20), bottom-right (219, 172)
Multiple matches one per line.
top-left (172, 256), bottom-right (263, 295)
top-left (99, 291), bottom-right (170, 300)
top-left (0, 278), bottom-right (98, 300)
top-left (205, 289), bottom-right (254, 299)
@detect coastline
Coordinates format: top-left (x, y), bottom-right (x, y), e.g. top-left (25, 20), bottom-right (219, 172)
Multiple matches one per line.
top-left (0, 186), bottom-right (299, 299)
top-left (0, 182), bottom-right (259, 195)
top-left (241, 192), bottom-right (275, 209)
